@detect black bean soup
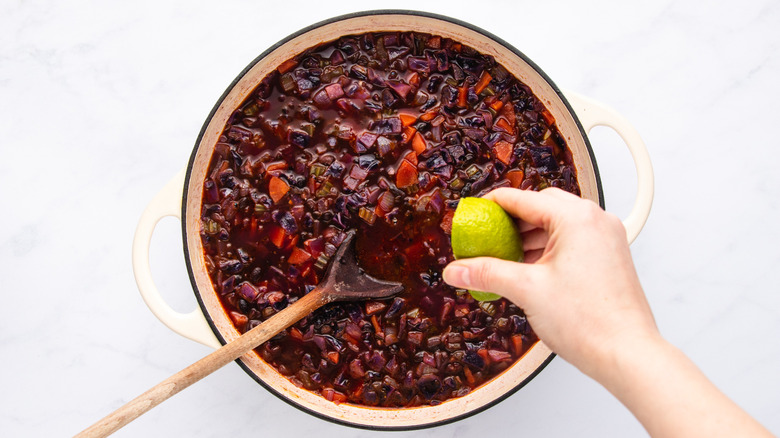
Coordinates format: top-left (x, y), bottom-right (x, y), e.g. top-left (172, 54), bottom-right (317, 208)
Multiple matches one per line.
top-left (200, 31), bottom-right (579, 407)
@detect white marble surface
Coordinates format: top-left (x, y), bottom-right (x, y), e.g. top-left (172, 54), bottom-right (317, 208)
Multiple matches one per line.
top-left (2, 0), bottom-right (779, 436)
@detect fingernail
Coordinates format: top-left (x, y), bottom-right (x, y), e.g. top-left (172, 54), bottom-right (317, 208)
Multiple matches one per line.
top-left (443, 264), bottom-right (470, 288)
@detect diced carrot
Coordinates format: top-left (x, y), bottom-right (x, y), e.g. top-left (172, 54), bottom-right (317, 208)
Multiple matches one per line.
top-left (327, 351), bottom-right (340, 364)
top-left (351, 384), bottom-right (364, 399)
top-left (288, 247), bottom-right (312, 264)
top-left (407, 72), bottom-right (420, 87)
top-left (494, 140), bottom-right (514, 165)
top-left (269, 225), bottom-right (286, 248)
top-left (396, 159), bottom-right (419, 188)
top-left (451, 43), bottom-right (462, 52)
top-left (506, 169), bottom-right (525, 188)
top-left (229, 311), bottom-right (248, 328)
top-left (541, 109), bottom-right (555, 126)
top-left (489, 99), bottom-right (504, 112)
top-left (289, 327), bottom-right (303, 341)
top-left (511, 334), bottom-right (524, 355)
top-left (331, 390), bottom-right (348, 404)
top-left (371, 314), bottom-right (382, 333)
top-left (412, 131), bottom-right (427, 154)
top-left (404, 151), bottom-right (418, 166)
top-left (419, 108), bottom-right (438, 121)
top-left (277, 58), bottom-right (297, 74)
top-left (399, 113), bottom-right (417, 127)
top-left (265, 160), bottom-right (287, 172)
top-left (477, 348), bottom-right (491, 364)
top-left (402, 126), bottom-right (417, 143)
top-left (463, 366), bottom-right (475, 386)
top-left (285, 235), bottom-right (299, 250)
top-left (457, 83), bottom-right (468, 108)
top-left (494, 117), bottom-right (515, 135)
top-left (474, 71), bottom-right (492, 94)
top-left (268, 176), bottom-right (289, 203)
top-left (500, 103), bottom-right (517, 125)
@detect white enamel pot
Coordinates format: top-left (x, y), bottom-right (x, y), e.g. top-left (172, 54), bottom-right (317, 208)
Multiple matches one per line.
top-left (132, 10), bottom-right (653, 430)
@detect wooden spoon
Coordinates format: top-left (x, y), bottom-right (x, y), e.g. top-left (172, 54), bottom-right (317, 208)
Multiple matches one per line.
top-left (76, 230), bottom-right (402, 438)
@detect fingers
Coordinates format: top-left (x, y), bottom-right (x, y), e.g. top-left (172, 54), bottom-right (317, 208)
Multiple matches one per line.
top-left (443, 257), bottom-right (539, 304)
top-left (523, 248), bottom-right (545, 264)
top-left (519, 221), bottom-right (537, 233)
top-left (521, 228), bottom-right (548, 251)
top-left (483, 187), bottom-right (573, 228)
top-left (539, 187), bottom-right (581, 201)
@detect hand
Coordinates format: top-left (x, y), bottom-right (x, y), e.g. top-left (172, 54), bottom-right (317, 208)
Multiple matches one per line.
top-left (442, 187), bottom-right (658, 378)
top-left (443, 188), bottom-right (774, 437)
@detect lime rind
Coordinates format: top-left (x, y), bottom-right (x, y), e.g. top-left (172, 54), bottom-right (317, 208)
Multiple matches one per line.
top-left (451, 197), bottom-right (523, 301)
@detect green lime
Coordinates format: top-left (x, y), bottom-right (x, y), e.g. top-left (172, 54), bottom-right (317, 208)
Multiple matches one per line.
top-left (451, 197), bottom-right (523, 301)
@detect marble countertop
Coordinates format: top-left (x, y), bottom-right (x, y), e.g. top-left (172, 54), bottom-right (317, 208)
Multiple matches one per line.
top-left (2, 1), bottom-right (778, 436)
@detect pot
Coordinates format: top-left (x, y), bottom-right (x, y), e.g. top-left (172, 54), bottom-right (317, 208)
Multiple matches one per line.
top-left (132, 10), bottom-right (653, 430)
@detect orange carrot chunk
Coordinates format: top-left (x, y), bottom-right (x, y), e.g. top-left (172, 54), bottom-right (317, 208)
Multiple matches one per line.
top-left (399, 113), bottom-right (417, 127)
top-left (269, 176), bottom-right (289, 203)
top-left (404, 150), bottom-right (418, 166)
top-left (541, 109), bottom-right (555, 125)
top-left (331, 390), bottom-right (348, 404)
top-left (464, 366), bottom-right (476, 386)
top-left (288, 247), bottom-right (312, 264)
top-left (494, 117), bottom-right (515, 135)
top-left (419, 108), bottom-right (438, 121)
top-left (412, 131), bottom-right (427, 154)
top-left (475, 71), bottom-right (492, 94)
top-left (289, 327), bottom-right (303, 341)
top-left (402, 126), bottom-right (417, 143)
top-left (490, 99), bottom-right (504, 112)
top-left (269, 225), bottom-right (286, 248)
top-left (396, 159), bottom-right (418, 188)
top-left (277, 58), bottom-right (297, 74)
top-left (457, 83), bottom-right (468, 107)
top-left (506, 169), bottom-right (525, 188)
top-left (494, 140), bottom-right (514, 165)
top-left (407, 72), bottom-right (421, 87)
top-left (511, 334), bottom-right (524, 355)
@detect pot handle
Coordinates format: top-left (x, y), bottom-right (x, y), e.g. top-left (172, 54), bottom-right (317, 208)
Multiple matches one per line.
top-left (564, 91), bottom-right (654, 244)
top-left (132, 168), bottom-right (222, 349)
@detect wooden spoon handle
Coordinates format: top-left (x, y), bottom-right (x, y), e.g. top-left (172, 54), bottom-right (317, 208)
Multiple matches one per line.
top-left (75, 289), bottom-right (328, 438)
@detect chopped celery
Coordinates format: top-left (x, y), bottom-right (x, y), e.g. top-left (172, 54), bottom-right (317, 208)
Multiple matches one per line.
top-left (309, 163), bottom-right (327, 177)
top-left (358, 207), bottom-right (377, 225)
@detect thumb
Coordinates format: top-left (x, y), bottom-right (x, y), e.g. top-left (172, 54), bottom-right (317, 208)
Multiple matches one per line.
top-left (442, 257), bottom-right (537, 304)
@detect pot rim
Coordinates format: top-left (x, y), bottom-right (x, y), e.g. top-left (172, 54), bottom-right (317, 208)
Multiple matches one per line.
top-left (180, 9), bottom-right (604, 430)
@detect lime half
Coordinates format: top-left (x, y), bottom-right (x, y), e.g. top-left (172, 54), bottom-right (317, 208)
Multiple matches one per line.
top-left (451, 197), bottom-right (523, 301)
